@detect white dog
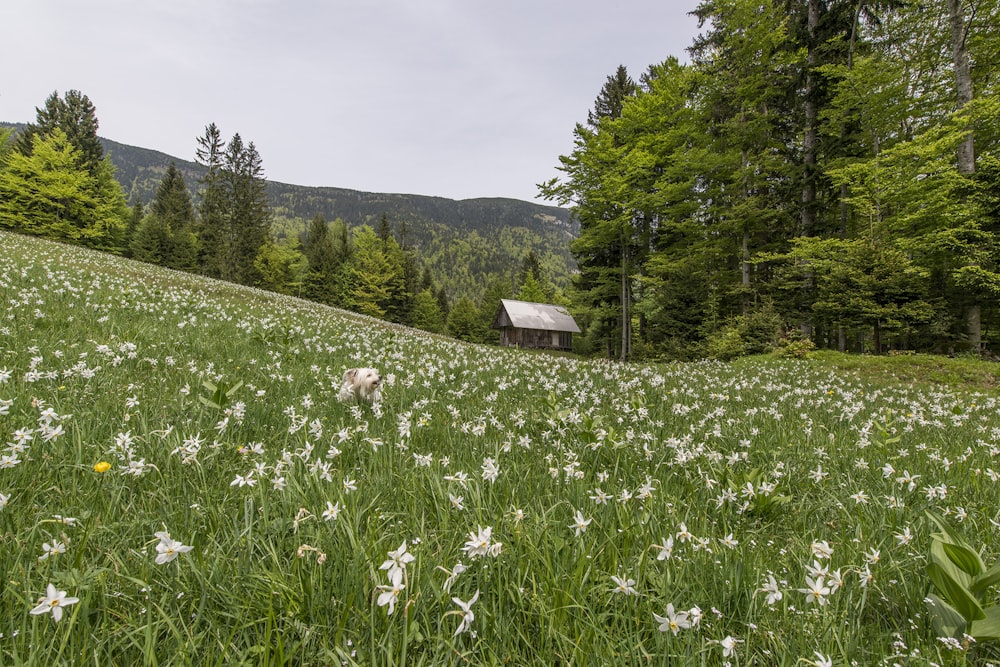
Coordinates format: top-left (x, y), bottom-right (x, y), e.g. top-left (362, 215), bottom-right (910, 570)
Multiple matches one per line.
top-left (338, 367), bottom-right (382, 403)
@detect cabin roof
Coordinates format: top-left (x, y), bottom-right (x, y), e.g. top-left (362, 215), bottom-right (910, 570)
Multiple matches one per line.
top-left (493, 299), bottom-right (581, 333)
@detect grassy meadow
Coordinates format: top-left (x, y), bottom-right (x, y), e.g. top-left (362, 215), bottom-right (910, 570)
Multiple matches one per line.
top-left (4, 229), bottom-right (1000, 666)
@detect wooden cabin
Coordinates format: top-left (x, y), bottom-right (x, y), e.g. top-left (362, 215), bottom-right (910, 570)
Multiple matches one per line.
top-left (492, 299), bottom-right (580, 351)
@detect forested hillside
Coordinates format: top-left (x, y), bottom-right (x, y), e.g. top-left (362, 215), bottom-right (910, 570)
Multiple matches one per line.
top-left (544, 0), bottom-right (1000, 360)
top-left (100, 136), bottom-right (577, 298)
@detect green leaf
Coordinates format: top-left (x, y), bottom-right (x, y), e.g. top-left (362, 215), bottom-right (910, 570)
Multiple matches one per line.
top-left (971, 561), bottom-right (1000, 597)
top-left (927, 560), bottom-right (986, 621)
top-left (970, 605), bottom-right (1000, 640)
top-left (930, 537), bottom-right (973, 589)
top-left (926, 593), bottom-right (967, 639)
top-left (942, 540), bottom-right (986, 578)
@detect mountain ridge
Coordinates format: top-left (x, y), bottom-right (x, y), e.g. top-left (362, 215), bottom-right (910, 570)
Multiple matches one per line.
top-left (1, 121), bottom-right (578, 297)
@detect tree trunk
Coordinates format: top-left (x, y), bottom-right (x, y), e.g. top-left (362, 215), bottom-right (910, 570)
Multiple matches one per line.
top-left (949, 0), bottom-right (980, 351)
top-left (950, 0), bottom-right (975, 175)
top-left (621, 252), bottom-right (632, 362)
top-left (800, 0), bottom-right (820, 235)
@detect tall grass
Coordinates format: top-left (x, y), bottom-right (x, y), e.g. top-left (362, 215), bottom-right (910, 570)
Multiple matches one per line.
top-left (2, 230), bottom-right (1000, 665)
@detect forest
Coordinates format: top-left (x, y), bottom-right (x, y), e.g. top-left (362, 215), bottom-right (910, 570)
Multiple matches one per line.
top-left (0, 108), bottom-right (568, 345)
top-left (2, 0), bottom-right (999, 361)
top-left (543, 0), bottom-right (1000, 360)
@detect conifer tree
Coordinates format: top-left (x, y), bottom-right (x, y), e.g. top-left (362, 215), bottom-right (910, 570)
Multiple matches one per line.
top-left (345, 225), bottom-right (396, 318)
top-left (16, 90), bottom-right (104, 175)
top-left (147, 162), bottom-right (198, 271)
top-left (0, 128), bottom-right (126, 248)
top-left (194, 123), bottom-right (228, 277)
top-left (302, 215), bottom-right (342, 305)
top-left (447, 296), bottom-right (488, 343)
top-left (410, 288), bottom-right (446, 333)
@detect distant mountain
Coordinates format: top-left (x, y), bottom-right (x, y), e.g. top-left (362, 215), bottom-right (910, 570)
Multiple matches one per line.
top-left (1, 122), bottom-right (578, 298)
top-left (99, 137), bottom-right (579, 298)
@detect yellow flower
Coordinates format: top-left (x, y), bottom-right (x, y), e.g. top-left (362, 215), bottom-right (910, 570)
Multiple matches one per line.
top-left (93, 461), bottom-right (111, 473)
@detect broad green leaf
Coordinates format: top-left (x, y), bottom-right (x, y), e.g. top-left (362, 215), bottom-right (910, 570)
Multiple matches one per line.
top-left (942, 540), bottom-right (986, 577)
top-left (926, 593), bottom-right (966, 639)
top-left (930, 538), bottom-right (973, 589)
top-left (970, 605), bottom-right (1000, 640)
top-left (972, 561), bottom-right (1000, 597)
top-left (927, 561), bottom-right (985, 621)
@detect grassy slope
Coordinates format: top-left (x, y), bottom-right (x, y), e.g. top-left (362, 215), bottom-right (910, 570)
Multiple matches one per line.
top-left (3, 230), bottom-right (1000, 665)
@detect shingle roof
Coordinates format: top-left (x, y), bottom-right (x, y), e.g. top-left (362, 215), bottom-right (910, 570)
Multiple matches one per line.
top-left (494, 299), bottom-right (581, 333)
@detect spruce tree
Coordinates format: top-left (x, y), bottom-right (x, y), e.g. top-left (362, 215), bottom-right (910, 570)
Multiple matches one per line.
top-left (194, 123), bottom-right (228, 277)
top-left (16, 90), bottom-right (104, 176)
top-left (149, 162), bottom-right (198, 271)
top-left (302, 215), bottom-right (341, 304)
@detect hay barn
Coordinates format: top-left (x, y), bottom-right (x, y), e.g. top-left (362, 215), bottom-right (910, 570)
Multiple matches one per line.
top-left (492, 299), bottom-right (580, 351)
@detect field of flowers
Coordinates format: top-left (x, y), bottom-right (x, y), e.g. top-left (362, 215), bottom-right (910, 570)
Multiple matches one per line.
top-left (3, 229), bottom-right (1000, 665)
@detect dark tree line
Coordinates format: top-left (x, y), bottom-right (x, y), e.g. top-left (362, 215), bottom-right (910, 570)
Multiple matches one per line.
top-left (542, 0), bottom-right (1000, 360)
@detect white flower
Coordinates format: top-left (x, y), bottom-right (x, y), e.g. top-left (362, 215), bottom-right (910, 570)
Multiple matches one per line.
top-left (440, 562), bottom-right (467, 593)
top-left (0, 491), bottom-right (9, 510)
top-left (451, 589), bottom-right (479, 636)
top-left (719, 635), bottom-right (741, 658)
top-left (611, 574), bottom-right (638, 595)
top-left (653, 603), bottom-right (691, 635)
top-left (894, 526), bottom-right (913, 547)
top-left (376, 580), bottom-right (405, 615)
top-left (462, 525), bottom-right (501, 559)
top-left (569, 510), bottom-right (592, 536)
top-left (655, 536), bottom-right (674, 561)
top-left (380, 541), bottom-right (415, 585)
top-left (30, 583), bottom-right (79, 622)
top-left (811, 651), bottom-right (833, 667)
top-left (481, 457), bottom-right (500, 483)
top-left (154, 531), bottom-right (194, 564)
top-left (759, 574), bottom-right (783, 605)
top-left (38, 540), bottom-right (67, 561)
top-left (810, 540), bottom-right (833, 559)
top-left (322, 501), bottom-right (341, 521)
top-left (798, 576), bottom-right (830, 606)
top-left (675, 523), bottom-right (692, 542)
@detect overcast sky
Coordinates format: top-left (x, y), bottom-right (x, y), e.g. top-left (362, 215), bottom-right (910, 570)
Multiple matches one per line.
top-left (1, 1), bottom-right (702, 204)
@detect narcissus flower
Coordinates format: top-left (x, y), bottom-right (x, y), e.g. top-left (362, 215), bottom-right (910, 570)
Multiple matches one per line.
top-left (154, 530), bottom-right (194, 564)
top-left (30, 583), bottom-right (79, 622)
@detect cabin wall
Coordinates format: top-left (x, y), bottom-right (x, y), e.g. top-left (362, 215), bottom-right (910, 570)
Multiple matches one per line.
top-left (499, 327), bottom-right (572, 351)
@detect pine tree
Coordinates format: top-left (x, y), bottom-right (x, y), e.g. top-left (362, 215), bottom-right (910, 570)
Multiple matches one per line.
top-left (194, 123), bottom-right (228, 277)
top-left (410, 288), bottom-right (446, 333)
top-left (16, 90), bottom-right (104, 176)
top-left (302, 215), bottom-right (342, 304)
top-left (123, 201), bottom-right (144, 257)
top-left (447, 296), bottom-right (488, 343)
top-left (345, 225), bottom-right (396, 318)
top-left (149, 162), bottom-right (198, 271)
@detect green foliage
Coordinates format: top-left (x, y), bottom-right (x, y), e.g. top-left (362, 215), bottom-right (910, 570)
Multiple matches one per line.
top-left (409, 288), bottom-right (446, 334)
top-left (544, 0), bottom-right (1000, 360)
top-left (0, 128), bottom-right (126, 249)
top-left (344, 225), bottom-right (400, 318)
top-left (254, 238), bottom-right (307, 296)
top-left (924, 511), bottom-right (1000, 642)
top-left (446, 296), bottom-right (489, 343)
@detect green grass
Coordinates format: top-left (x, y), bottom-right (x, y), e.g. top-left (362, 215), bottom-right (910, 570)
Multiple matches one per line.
top-left (3, 229), bottom-right (1000, 665)
top-left (802, 350), bottom-right (1000, 391)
